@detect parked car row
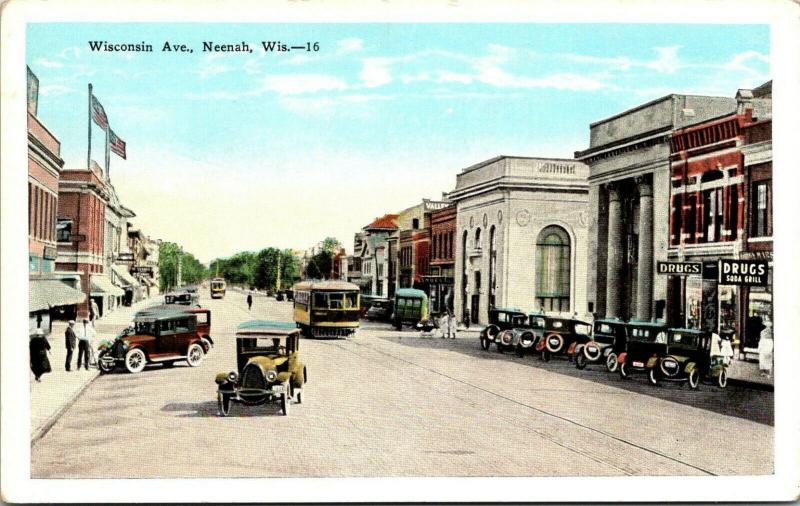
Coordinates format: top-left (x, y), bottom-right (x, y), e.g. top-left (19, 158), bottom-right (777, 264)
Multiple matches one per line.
top-left (479, 308), bottom-right (728, 390)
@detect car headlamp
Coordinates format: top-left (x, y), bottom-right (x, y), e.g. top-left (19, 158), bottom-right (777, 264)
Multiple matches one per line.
top-left (227, 371), bottom-right (238, 383)
top-left (122, 340), bottom-right (129, 351)
top-left (266, 369), bottom-right (278, 382)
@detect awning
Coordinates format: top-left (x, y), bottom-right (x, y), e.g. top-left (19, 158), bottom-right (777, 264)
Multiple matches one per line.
top-left (29, 278), bottom-right (86, 312)
top-left (112, 264), bottom-right (140, 287)
top-left (90, 274), bottom-right (125, 297)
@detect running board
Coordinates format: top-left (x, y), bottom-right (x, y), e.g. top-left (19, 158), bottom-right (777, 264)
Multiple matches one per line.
top-left (149, 355), bottom-right (185, 362)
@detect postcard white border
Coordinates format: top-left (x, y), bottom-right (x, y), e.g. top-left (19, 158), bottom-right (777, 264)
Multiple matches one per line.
top-left (2, 0), bottom-right (799, 502)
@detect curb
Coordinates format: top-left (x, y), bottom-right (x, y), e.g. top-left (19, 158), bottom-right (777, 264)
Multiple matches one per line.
top-left (728, 378), bottom-right (774, 392)
top-left (31, 369), bottom-right (101, 447)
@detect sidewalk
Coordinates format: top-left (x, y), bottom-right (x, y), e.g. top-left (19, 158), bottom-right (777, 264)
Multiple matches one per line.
top-left (30, 296), bottom-right (161, 444)
top-left (727, 356), bottom-right (774, 390)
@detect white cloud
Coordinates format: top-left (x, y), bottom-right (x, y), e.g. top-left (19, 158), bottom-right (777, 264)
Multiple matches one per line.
top-left (262, 74), bottom-right (349, 95)
top-left (34, 58), bottom-right (63, 69)
top-left (564, 54), bottom-right (634, 71)
top-left (435, 71), bottom-right (473, 84)
top-left (724, 50), bottom-right (769, 75)
top-left (337, 38), bottom-right (364, 54)
top-left (39, 84), bottom-right (73, 96)
top-left (360, 58), bottom-right (394, 88)
top-left (645, 45), bottom-right (682, 74)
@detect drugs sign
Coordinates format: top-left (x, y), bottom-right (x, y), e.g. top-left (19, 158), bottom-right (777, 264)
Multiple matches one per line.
top-left (656, 261), bottom-right (702, 276)
top-left (718, 259), bottom-right (769, 286)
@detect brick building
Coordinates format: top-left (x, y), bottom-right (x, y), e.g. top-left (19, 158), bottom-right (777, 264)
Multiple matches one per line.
top-left (28, 67), bottom-right (86, 331)
top-left (422, 203), bottom-right (456, 314)
top-left (56, 162), bottom-right (122, 319)
top-left (665, 88), bottom-right (771, 346)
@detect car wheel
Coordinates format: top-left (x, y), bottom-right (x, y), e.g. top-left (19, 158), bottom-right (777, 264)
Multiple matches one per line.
top-left (541, 350), bottom-right (550, 362)
top-left (124, 348), bottom-right (146, 374)
top-left (648, 368), bottom-right (659, 386)
top-left (217, 392), bottom-right (232, 417)
top-left (717, 368), bottom-right (728, 388)
top-left (280, 390), bottom-right (289, 416)
top-left (201, 337), bottom-right (212, 353)
top-left (688, 368), bottom-right (700, 390)
top-left (576, 352), bottom-right (587, 370)
top-left (480, 337), bottom-right (490, 351)
top-left (606, 353), bottom-right (618, 373)
top-left (619, 361), bottom-right (629, 379)
top-left (186, 343), bottom-right (204, 367)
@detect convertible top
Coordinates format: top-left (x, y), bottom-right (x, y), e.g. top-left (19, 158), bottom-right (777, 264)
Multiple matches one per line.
top-left (236, 319), bottom-right (300, 337)
top-left (394, 288), bottom-right (427, 298)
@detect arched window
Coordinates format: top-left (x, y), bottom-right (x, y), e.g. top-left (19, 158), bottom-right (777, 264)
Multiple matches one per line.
top-left (536, 225), bottom-right (571, 312)
top-left (489, 226), bottom-right (497, 309)
top-left (475, 228), bottom-right (481, 249)
top-left (461, 230), bottom-right (468, 319)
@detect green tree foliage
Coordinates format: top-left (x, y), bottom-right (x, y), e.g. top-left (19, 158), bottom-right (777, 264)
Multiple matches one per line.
top-left (321, 236), bottom-right (342, 254)
top-left (210, 248), bottom-right (301, 290)
top-left (305, 250), bottom-right (333, 280)
top-left (158, 242), bottom-right (208, 291)
top-left (210, 251), bottom-right (256, 287)
top-left (253, 247), bottom-right (281, 290)
top-left (280, 249), bottom-right (300, 289)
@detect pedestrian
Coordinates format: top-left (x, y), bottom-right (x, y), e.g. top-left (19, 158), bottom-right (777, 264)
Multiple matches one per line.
top-left (447, 311), bottom-right (457, 339)
top-left (247, 293), bottom-right (253, 311)
top-left (758, 318), bottom-right (774, 377)
top-left (438, 312), bottom-right (447, 339)
top-left (77, 318), bottom-right (92, 371)
top-left (90, 299), bottom-right (100, 323)
top-left (29, 328), bottom-right (51, 382)
top-left (463, 308), bottom-right (470, 329)
top-left (65, 320), bottom-right (77, 371)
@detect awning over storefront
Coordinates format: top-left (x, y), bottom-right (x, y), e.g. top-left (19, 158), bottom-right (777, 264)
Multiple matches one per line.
top-left (112, 264), bottom-right (140, 288)
top-left (90, 274), bottom-right (125, 297)
top-left (29, 278), bottom-right (86, 312)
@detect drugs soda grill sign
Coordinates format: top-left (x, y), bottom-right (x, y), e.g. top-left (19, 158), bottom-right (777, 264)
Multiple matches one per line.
top-left (657, 261), bottom-right (702, 276)
top-left (718, 259), bottom-right (769, 286)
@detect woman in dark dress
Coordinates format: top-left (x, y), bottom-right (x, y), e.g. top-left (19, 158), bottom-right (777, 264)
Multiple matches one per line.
top-left (30, 328), bottom-right (52, 382)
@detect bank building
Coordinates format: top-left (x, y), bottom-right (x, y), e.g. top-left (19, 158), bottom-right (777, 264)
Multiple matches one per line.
top-left (448, 156), bottom-right (589, 326)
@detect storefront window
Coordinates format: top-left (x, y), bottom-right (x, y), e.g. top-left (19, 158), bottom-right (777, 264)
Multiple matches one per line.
top-left (685, 275), bottom-right (702, 329)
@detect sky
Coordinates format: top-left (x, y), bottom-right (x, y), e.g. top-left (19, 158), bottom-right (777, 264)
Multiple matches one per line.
top-left (26, 23), bottom-right (770, 264)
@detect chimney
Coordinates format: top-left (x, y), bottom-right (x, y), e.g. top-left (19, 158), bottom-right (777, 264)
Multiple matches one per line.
top-left (736, 88), bottom-right (754, 120)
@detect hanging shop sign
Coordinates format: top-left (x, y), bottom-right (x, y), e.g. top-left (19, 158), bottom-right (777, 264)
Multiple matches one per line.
top-left (657, 261), bottom-right (702, 276)
top-left (718, 259), bottom-right (769, 286)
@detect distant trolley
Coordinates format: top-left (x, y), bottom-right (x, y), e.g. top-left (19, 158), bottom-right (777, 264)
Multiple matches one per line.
top-left (210, 278), bottom-right (226, 299)
top-left (292, 280), bottom-right (360, 338)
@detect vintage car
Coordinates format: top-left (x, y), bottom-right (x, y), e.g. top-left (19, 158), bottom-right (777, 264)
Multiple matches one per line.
top-left (480, 308), bottom-right (528, 351)
top-left (508, 313), bottom-right (547, 357)
top-left (392, 288), bottom-right (430, 330)
top-left (98, 310), bottom-right (208, 373)
top-left (533, 315), bottom-right (593, 361)
top-left (617, 321), bottom-right (669, 380)
top-left (648, 328), bottom-right (728, 389)
top-left (134, 304), bottom-right (214, 351)
top-left (574, 318), bottom-right (627, 371)
top-left (215, 320), bottom-right (307, 416)
top-left (365, 298), bottom-right (393, 322)
top-left (164, 290), bottom-right (195, 306)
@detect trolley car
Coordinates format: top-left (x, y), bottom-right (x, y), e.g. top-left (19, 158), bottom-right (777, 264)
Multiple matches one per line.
top-left (210, 277), bottom-right (226, 299)
top-left (293, 280), bottom-right (360, 338)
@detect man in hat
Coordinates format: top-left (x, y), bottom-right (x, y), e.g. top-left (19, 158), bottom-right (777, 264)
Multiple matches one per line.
top-left (77, 318), bottom-right (93, 370)
top-left (65, 320), bottom-right (77, 371)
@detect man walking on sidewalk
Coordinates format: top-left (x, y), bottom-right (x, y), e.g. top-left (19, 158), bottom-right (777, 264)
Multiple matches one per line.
top-left (77, 318), bottom-right (92, 371)
top-left (247, 293), bottom-right (253, 311)
top-left (64, 320), bottom-right (77, 371)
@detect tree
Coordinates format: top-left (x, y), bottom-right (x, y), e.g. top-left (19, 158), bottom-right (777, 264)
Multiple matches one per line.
top-left (321, 237), bottom-right (342, 254)
top-left (158, 241), bottom-right (208, 291)
top-left (253, 247), bottom-right (281, 290)
top-left (305, 250), bottom-right (333, 280)
top-left (280, 249), bottom-right (300, 289)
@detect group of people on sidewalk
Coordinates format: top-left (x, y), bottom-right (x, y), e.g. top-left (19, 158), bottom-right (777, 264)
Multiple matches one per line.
top-left (29, 315), bottom-right (99, 383)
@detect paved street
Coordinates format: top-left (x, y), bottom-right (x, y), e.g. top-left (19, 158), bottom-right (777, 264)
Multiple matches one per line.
top-left (31, 290), bottom-right (773, 478)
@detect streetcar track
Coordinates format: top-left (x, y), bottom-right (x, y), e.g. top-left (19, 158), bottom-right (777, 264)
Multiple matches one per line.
top-left (329, 337), bottom-right (718, 476)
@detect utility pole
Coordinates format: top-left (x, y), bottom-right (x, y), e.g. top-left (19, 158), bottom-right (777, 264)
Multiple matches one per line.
top-left (177, 246), bottom-right (183, 288)
top-left (276, 253), bottom-right (282, 292)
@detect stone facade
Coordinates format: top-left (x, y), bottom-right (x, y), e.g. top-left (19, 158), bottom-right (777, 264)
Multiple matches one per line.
top-left (449, 156), bottom-right (589, 326)
top-left (576, 94), bottom-right (738, 321)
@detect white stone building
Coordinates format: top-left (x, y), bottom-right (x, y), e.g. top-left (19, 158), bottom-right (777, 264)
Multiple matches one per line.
top-left (449, 156), bottom-right (590, 326)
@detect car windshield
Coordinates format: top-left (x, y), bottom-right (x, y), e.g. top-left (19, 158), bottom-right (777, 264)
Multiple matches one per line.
top-left (511, 315), bottom-right (527, 326)
top-left (313, 291), bottom-right (358, 309)
top-left (238, 336), bottom-right (286, 355)
top-left (529, 317), bottom-right (545, 328)
top-left (669, 331), bottom-right (699, 347)
top-left (574, 323), bottom-right (591, 336)
top-left (397, 297), bottom-right (421, 308)
top-left (629, 327), bottom-right (661, 342)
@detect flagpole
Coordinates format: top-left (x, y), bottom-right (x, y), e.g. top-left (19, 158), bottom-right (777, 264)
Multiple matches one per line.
top-left (105, 125), bottom-right (110, 181)
top-left (87, 83), bottom-right (92, 170)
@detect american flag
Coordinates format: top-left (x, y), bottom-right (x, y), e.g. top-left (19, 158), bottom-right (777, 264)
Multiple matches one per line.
top-left (91, 94), bottom-right (108, 129)
top-left (109, 128), bottom-right (126, 159)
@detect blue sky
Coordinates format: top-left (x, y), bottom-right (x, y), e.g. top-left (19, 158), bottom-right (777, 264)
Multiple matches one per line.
top-left (27, 23), bottom-right (770, 263)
